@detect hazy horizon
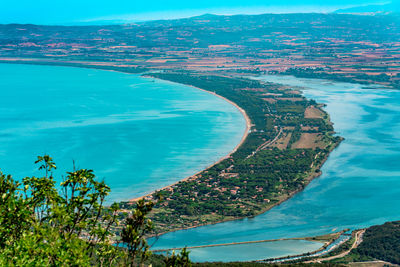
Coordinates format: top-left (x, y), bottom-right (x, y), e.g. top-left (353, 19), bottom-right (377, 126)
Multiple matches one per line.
top-left (1, 0), bottom-right (394, 25)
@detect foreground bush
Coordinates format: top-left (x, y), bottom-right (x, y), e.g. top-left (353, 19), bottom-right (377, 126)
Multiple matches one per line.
top-left (0, 155), bottom-right (191, 266)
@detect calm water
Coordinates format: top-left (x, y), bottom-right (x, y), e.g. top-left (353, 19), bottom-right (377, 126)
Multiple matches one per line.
top-left (0, 63), bottom-right (246, 203)
top-left (166, 240), bottom-right (322, 262)
top-left (152, 75), bottom-right (400, 261)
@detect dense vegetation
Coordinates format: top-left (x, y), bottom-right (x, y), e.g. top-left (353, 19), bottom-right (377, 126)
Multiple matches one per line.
top-left (122, 72), bottom-right (341, 234)
top-left (0, 155), bottom-right (190, 266)
top-left (350, 221), bottom-right (400, 264)
top-left (295, 223), bottom-right (400, 264)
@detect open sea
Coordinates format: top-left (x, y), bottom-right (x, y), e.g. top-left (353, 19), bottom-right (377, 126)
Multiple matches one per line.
top-left (0, 63), bottom-right (246, 203)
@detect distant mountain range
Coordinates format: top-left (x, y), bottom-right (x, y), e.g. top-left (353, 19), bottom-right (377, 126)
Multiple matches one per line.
top-left (335, 2), bottom-right (400, 14)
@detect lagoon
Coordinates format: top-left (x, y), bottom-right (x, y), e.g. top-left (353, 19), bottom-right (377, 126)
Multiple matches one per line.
top-left (152, 75), bottom-right (400, 261)
top-left (0, 63), bottom-right (246, 203)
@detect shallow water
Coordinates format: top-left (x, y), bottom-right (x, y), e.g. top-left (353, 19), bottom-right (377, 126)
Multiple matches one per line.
top-left (152, 75), bottom-right (400, 262)
top-left (166, 240), bottom-right (322, 262)
top-left (0, 63), bottom-right (246, 203)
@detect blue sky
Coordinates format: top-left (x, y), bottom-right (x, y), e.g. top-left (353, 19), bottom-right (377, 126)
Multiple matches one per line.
top-left (0, 0), bottom-right (392, 25)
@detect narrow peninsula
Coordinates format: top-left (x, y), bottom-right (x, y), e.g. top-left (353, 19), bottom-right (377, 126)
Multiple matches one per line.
top-left (119, 71), bottom-right (343, 235)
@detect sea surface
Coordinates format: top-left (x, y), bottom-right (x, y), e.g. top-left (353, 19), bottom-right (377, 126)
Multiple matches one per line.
top-left (0, 63), bottom-right (246, 203)
top-left (152, 75), bottom-right (400, 262)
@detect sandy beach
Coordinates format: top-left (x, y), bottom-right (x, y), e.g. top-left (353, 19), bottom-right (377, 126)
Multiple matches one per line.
top-left (129, 79), bottom-right (252, 202)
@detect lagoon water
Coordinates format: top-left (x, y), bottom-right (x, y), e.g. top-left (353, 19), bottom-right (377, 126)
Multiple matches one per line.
top-left (152, 75), bottom-right (400, 261)
top-left (173, 240), bottom-right (322, 262)
top-left (0, 63), bottom-right (246, 203)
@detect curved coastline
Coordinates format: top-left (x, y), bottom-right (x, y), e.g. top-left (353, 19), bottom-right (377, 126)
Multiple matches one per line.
top-left (130, 78), bottom-right (252, 202)
top-left (0, 60), bottom-right (341, 243)
top-left (139, 72), bottom-right (345, 243)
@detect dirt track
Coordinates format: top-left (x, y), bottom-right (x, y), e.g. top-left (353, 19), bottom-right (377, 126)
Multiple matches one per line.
top-left (307, 229), bottom-right (365, 263)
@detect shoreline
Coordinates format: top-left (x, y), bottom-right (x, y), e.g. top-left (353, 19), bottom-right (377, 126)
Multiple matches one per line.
top-left (0, 59), bottom-right (342, 242)
top-left (152, 235), bottom-right (328, 253)
top-left (130, 77), bottom-right (252, 202)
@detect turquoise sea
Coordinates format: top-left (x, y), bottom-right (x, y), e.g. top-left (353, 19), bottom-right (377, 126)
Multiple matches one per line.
top-left (0, 63), bottom-right (246, 203)
top-left (152, 75), bottom-right (400, 261)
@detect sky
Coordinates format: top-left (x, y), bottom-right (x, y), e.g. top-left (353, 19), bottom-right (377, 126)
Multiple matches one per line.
top-left (0, 0), bottom-right (394, 25)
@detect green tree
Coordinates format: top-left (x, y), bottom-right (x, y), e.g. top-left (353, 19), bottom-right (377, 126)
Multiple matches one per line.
top-left (164, 248), bottom-right (192, 267)
top-left (0, 155), bottom-right (164, 266)
top-left (121, 199), bottom-right (155, 266)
